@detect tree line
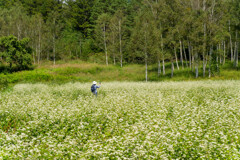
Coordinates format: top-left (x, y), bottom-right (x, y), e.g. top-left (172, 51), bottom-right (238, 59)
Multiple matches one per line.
top-left (0, 0), bottom-right (239, 80)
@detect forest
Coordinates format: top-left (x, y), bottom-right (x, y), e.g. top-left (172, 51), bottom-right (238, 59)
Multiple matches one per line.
top-left (0, 0), bottom-right (239, 79)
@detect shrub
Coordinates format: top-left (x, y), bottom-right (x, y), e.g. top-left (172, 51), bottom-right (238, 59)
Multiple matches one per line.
top-left (0, 35), bottom-right (32, 71)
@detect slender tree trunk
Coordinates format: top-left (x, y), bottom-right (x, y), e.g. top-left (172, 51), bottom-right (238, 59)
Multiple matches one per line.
top-left (174, 47), bottom-right (179, 70)
top-left (17, 24), bottom-right (21, 40)
top-left (111, 32), bottom-right (116, 65)
top-left (223, 41), bottom-right (226, 64)
top-left (216, 45), bottom-right (219, 73)
top-left (237, 42), bottom-right (239, 68)
top-left (145, 56), bottom-right (148, 82)
top-left (158, 60), bottom-right (161, 77)
top-left (79, 38), bottom-right (82, 59)
top-left (195, 53), bottom-right (199, 78)
top-left (103, 24), bottom-right (108, 66)
top-left (162, 58), bottom-right (165, 75)
top-left (171, 60), bottom-right (174, 78)
top-left (229, 20), bottom-right (233, 62)
top-left (203, 22), bottom-right (206, 77)
top-left (33, 52), bottom-right (35, 64)
top-left (113, 39), bottom-right (116, 65)
top-left (234, 41), bottom-right (236, 63)
top-left (35, 45), bottom-right (38, 65)
top-left (234, 31), bottom-right (238, 68)
top-left (179, 40), bottom-right (184, 69)
top-left (188, 41), bottom-right (192, 69)
top-left (234, 30), bottom-right (238, 67)
top-left (119, 20), bottom-right (123, 68)
top-left (38, 20), bottom-right (41, 65)
top-left (161, 34), bottom-right (165, 75)
top-left (192, 46), bottom-right (194, 72)
top-left (209, 47), bottom-right (212, 78)
top-left (144, 30), bottom-right (148, 82)
top-left (53, 34), bottom-right (56, 65)
top-left (219, 43), bottom-right (222, 64)
top-left (183, 42), bottom-right (188, 68)
top-left (32, 44), bottom-right (35, 64)
top-left (195, 63), bottom-right (199, 78)
top-left (203, 53), bottom-right (206, 77)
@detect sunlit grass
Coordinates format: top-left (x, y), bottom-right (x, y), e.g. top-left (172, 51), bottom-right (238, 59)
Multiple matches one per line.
top-left (1, 60), bottom-right (240, 87)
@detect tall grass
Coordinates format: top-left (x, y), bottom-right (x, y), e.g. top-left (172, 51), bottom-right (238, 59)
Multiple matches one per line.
top-left (0, 60), bottom-right (240, 86)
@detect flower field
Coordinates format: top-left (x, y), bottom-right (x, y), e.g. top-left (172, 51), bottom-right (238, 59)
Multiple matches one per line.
top-left (1, 81), bottom-right (240, 159)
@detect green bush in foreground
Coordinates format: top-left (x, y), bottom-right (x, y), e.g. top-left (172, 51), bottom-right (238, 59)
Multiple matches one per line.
top-left (0, 81), bottom-right (240, 159)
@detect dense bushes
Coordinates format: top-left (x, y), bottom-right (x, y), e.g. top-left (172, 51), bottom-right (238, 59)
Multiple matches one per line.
top-left (0, 35), bottom-right (32, 71)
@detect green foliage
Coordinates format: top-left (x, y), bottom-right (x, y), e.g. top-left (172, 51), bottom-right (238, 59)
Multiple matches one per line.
top-left (18, 0), bottom-right (63, 20)
top-left (0, 35), bottom-right (32, 70)
top-left (0, 0), bottom-right (239, 80)
top-left (65, 0), bottom-right (94, 37)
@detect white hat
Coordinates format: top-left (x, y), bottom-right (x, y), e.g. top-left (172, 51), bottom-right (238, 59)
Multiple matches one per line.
top-left (93, 81), bottom-right (97, 84)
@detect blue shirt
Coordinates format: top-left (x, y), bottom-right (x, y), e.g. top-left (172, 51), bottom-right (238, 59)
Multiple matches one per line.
top-left (92, 84), bottom-right (100, 94)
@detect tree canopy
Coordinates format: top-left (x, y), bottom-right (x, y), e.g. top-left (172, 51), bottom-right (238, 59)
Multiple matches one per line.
top-left (0, 0), bottom-right (239, 78)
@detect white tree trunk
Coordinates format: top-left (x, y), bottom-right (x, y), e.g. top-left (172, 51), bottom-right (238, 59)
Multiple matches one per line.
top-left (203, 53), bottom-right (206, 77)
top-left (174, 47), bottom-right (179, 70)
top-left (234, 31), bottom-right (238, 68)
top-left (195, 63), bottom-right (199, 78)
top-left (53, 17), bottom-right (56, 65)
top-left (209, 47), bottom-right (213, 78)
top-left (162, 58), bottom-right (165, 75)
top-left (203, 23), bottom-right (206, 77)
top-left (145, 57), bottom-right (148, 82)
top-left (158, 60), bottom-right (161, 77)
top-left (119, 20), bottom-right (122, 68)
top-left (17, 24), bottom-right (21, 40)
top-left (236, 31), bottom-right (238, 67)
top-left (229, 20), bottom-right (233, 62)
top-left (113, 38), bottom-right (116, 65)
top-left (32, 44), bottom-right (35, 64)
top-left (171, 60), bottom-right (174, 78)
top-left (35, 45), bottom-right (38, 65)
top-left (183, 42), bottom-right (188, 68)
top-left (192, 46), bottom-right (194, 72)
top-left (53, 34), bottom-right (56, 65)
top-left (219, 43), bottom-right (222, 64)
top-left (223, 41), bottom-right (226, 64)
top-left (188, 41), bottom-right (192, 69)
top-left (38, 20), bottom-right (41, 65)
top-left (161, 34), bottom-right (165, 75)
top-left (103, 24), bottom-right (108, 66)
top-left (179, 40), bottom-right (184, 69)
top-left (144, 29), bottom-right (148, 82)
top-left (216, 45), bottom-right (219, 73)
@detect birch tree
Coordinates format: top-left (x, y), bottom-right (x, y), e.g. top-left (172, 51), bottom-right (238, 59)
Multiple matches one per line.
top-left (47, 11), bottom-right (63, 65)
top-left (95, 13), bottom-right (111, 66)
top-left (110, 10), bottom-right (126, 67)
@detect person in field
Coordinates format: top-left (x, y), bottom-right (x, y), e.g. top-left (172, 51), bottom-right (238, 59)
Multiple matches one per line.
top-left (91, 81), bottom-right (101, 96)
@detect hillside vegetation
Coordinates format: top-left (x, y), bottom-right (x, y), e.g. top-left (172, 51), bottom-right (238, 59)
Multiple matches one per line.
top-left (1, 60), bottom-right (240, 89)
top-left (0, 0), bottom-right (240, 80)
